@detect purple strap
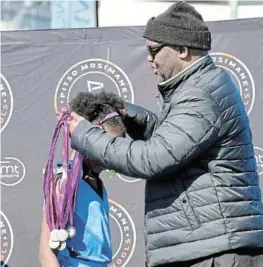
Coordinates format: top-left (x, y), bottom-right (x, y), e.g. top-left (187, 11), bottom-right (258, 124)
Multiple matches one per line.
top-left (44, 117), bottom-right (64, 229)
top-left (66, 152), bottom-right (83, 226)
top-left (43, 110), bottom-right (83, 231)
top-left (97, 112), bottom-right (119, 126)
top-left (44, 110), bottom-right (118, 231)
top-left (58, 121), bottom-right (70, 228)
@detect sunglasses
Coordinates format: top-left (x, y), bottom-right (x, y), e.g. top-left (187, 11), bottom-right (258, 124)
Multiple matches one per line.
top-left (147, 44), bottom-right (166, 59)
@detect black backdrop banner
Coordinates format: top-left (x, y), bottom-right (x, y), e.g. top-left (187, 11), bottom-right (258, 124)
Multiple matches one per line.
top-left (1, 17), bottom-right (263, 267)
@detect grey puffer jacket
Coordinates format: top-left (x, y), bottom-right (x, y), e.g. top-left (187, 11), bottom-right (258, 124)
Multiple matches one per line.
top-left (71, 55), bottom-right (263, 267)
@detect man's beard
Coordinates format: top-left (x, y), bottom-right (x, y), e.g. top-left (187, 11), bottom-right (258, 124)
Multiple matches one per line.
top-left (158, 61), bottom-right (184, 83)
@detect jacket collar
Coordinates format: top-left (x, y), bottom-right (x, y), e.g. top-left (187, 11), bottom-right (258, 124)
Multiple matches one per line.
top-left (157, 55), bottom-right (213, 102)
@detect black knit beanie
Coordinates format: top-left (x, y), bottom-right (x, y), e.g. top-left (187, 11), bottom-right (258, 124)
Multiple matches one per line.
top-left (143, 1), bottom-right (211, 50)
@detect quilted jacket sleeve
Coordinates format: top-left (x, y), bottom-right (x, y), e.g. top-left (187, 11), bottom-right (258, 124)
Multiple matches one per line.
top-left (123, 102), bottom-right (158, 140)
top-left (71, 94), bottom-right (222, 179)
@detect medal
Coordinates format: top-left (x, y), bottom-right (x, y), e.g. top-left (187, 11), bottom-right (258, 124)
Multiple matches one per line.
top-left (67, 226), bottom-right (76, 238)
top-left (49, 239), bottom-right (60, 250)
top-left (58, 241), bottom-right (67, 251)
top-left (50, 229), bottom-right (59, 242)
top-left (57, 229), bottom-right (68, 242)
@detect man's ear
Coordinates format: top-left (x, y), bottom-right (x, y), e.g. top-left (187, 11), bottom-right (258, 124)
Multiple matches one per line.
top-left (178, 46), bottom-right (189, 59)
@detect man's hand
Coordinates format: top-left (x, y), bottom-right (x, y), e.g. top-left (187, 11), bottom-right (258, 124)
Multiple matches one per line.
top-left (68, 112), bottom-right (85, 134)
top-left (57, 110), bottom-right (85, 134)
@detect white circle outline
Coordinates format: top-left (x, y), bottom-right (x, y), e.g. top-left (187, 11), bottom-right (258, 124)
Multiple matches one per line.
top-left (106, 169), bottom-right (140, 183)
top-left (0, 74), bottom-right (14, 133)
top-left (109, 214), bottom-right (123, 259)
top-left (0, 211), bottom-right (14, 266)
top-left (109, 199), bottom-right (136, 267)
top-left (55, 59), bottom-right (139, 183)
top-left (116, 173), bottom-right (140, 183)
top-left (66, 71), bottom-right (121, 104)
top-left (54, 58), bottom-right (134, 112)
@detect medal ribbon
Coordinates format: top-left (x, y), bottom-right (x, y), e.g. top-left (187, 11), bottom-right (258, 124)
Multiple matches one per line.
top-left (43, 109), bottom-right (83, 231)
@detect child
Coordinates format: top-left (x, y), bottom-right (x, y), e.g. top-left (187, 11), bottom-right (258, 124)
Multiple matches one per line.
top-left (39, 92), bottom-right (126, 267)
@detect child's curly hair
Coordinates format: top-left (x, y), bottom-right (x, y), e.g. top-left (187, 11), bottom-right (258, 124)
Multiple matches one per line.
top-left (69, 91), bottom-right (126, 131)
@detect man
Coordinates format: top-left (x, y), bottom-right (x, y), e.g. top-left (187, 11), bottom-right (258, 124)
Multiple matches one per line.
top-left (39, 92), bottom-right (126, 267)
top-left (68, 2), bottom-right (263, 267)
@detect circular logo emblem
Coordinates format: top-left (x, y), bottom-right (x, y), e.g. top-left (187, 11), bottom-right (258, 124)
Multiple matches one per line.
top-left (210, 53), bottom-right (255, 115)
top-left (109, 200), bottom-right (136, 267)
top-left (55, 59), bottom-right (139, 183)
top-left (254, 147), bottom-right (263, 176)
top-left (54, 58), bottom-right (134, 112)
top-left (0, 157), bottom-right (26, 186)
top-left (116, 173), bottom-right (140, 183)
top-left (0, 211), bottom-right (14, 266)
top-left (0, 74), bottom-right (13, 133)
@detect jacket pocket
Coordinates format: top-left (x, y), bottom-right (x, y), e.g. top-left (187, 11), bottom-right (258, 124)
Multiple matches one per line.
top-left (179, 192), bottom-right (201, 230)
